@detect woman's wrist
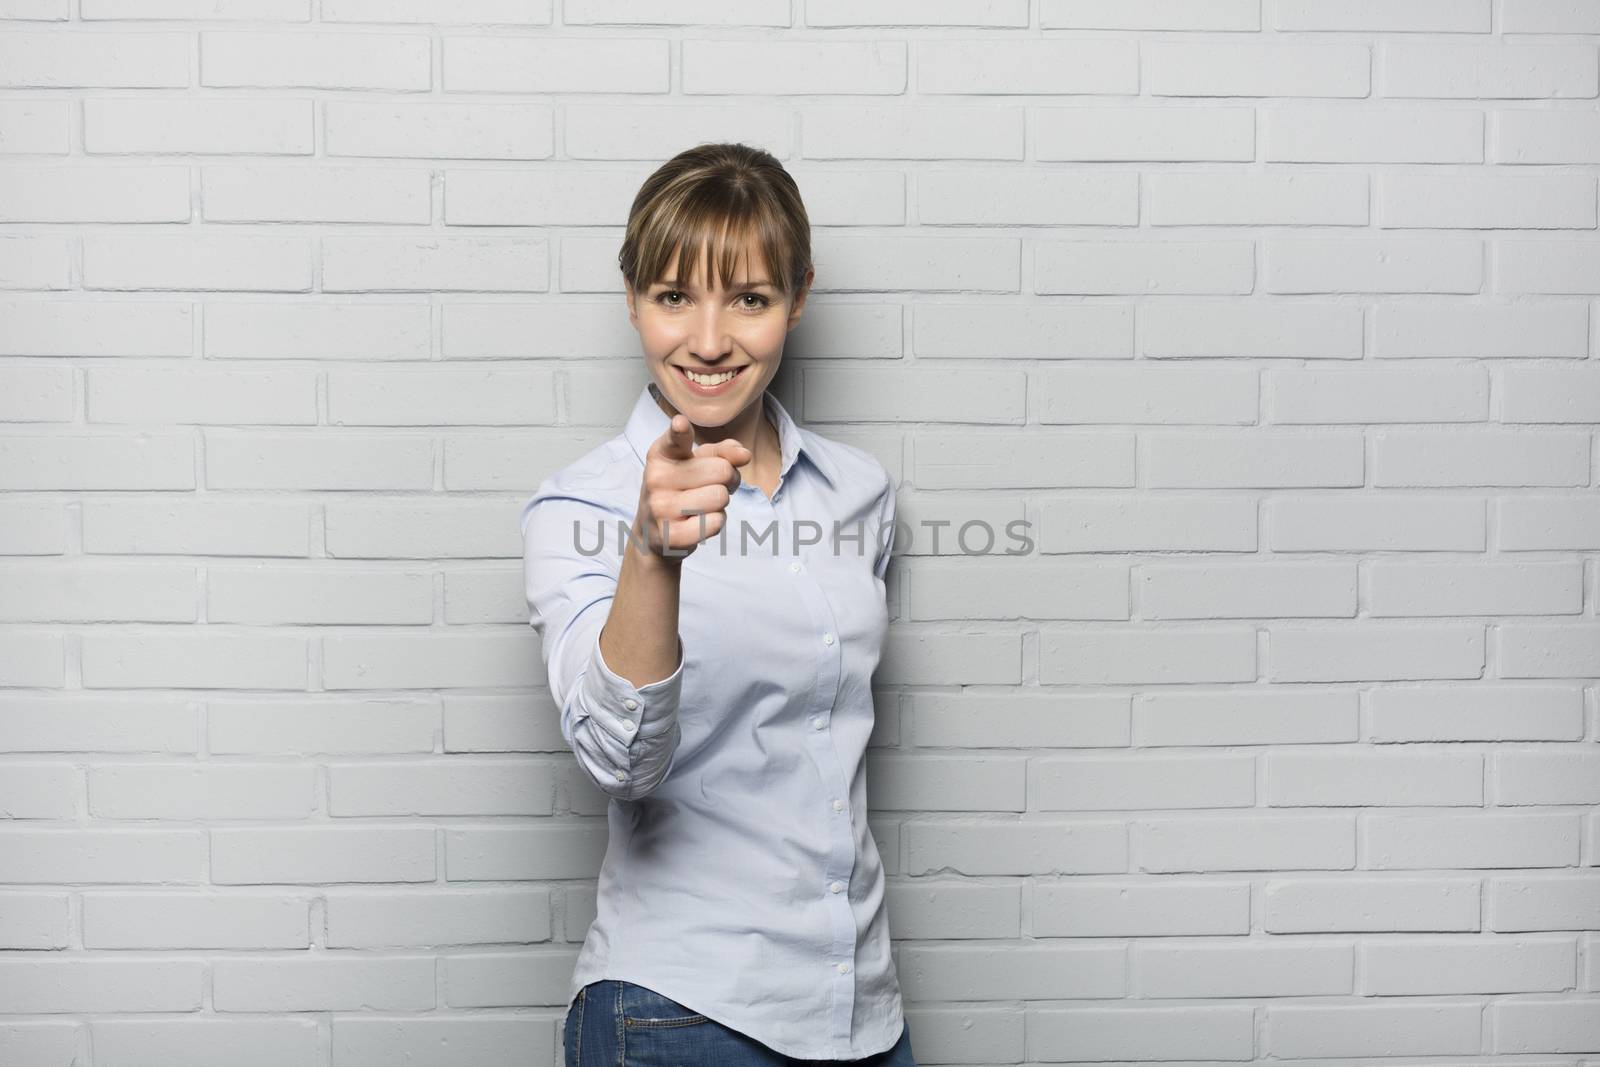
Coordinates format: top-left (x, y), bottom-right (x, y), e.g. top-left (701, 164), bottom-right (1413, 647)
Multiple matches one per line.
top-left (624, 529), bottom-right (686, 569)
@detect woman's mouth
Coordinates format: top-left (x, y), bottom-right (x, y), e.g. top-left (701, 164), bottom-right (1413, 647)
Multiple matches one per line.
top-left (674, 363), bottom-right (747, 396)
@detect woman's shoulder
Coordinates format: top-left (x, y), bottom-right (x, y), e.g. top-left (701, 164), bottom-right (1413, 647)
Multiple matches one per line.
top-left (544, 435), bottom-right (640, 494)
top-left (518, 435), bottom-right (640, 538)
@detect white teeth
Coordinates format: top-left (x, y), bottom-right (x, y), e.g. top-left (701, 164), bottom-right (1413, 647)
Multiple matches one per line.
top-left (684, 368), bottom-right (738, 386)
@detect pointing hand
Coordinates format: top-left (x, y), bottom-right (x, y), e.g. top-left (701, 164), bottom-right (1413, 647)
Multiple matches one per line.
top-left (633, 413), bottom-right (752, 561)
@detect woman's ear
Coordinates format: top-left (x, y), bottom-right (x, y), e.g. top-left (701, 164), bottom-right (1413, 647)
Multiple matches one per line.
top-left (786, 267), bottom-right (815, 330)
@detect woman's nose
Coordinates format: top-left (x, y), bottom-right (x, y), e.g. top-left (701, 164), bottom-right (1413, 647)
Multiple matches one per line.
top-left (690, 309), bottom-right (734, 360)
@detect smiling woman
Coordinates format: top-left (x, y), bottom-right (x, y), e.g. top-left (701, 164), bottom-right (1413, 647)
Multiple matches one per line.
top-left (617, 144), bottom-right (818, 501)
top-left (520, 143), bottom-right (912, 1067)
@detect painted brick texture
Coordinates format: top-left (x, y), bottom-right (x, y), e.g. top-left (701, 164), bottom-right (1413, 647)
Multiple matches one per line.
top-left (0, 3), bottom-right (1597, 1065)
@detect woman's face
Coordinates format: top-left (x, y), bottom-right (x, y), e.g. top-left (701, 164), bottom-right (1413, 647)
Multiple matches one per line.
top-left (626, 241), bottom-right (812, 430)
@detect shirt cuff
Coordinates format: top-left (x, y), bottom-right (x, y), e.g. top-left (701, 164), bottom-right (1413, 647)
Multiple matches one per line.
top-left (580, 633), bottom-right (685, 745)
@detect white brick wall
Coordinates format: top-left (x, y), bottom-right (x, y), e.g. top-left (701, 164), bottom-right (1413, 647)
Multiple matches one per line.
top-left (1, 2), bottom-right (1597, 1065)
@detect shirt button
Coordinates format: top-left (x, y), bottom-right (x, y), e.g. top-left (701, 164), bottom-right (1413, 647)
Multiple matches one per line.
top-left (836, 962), bottom-right (850, 974)
top-left (822, 633), bottom-right (834, 646)
top-left (789, 560), bottom-right (801, 573)
top-left (621, 720), bottom-right (634, 732)
top-left (830, 880), bottom-right (844, 893)
top-left (832, 799), bottom-right (843, 812)
top-left (623, 698), bottom-right (638, 711)
top-left (614, 770), bottom-right (626, 781)
top-left (812, 717), bottom-right (824, 730)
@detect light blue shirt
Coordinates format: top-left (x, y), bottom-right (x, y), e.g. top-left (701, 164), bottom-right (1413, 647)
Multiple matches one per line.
top-left (519, 382), bottom-right (903, 1060)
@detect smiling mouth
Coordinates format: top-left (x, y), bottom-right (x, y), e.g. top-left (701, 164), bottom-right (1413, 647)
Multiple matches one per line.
top-left (675, 364), bottom-right (747, 387)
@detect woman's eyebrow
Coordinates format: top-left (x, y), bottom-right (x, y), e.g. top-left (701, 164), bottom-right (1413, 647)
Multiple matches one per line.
top-left (658, 278), bottom-right (776, 289)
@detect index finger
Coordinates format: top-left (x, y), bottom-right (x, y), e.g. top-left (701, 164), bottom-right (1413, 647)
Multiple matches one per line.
top-left (656, 413), bottom-right (696, 461)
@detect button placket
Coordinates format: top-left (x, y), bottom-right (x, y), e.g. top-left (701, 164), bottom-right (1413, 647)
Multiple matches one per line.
top-left (767, 483), bottom-right (858, 1043)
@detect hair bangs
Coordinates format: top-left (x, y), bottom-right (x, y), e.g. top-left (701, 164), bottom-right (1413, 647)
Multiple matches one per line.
top-left (619, 143), bottom-right (812, 302)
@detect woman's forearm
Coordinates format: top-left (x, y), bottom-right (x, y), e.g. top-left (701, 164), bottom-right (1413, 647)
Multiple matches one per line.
top-left (597, 523), bottom-right (684, 688)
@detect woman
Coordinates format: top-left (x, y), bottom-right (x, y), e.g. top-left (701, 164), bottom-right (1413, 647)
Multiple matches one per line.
top-left (520, 143), bottom-right (912, 1066)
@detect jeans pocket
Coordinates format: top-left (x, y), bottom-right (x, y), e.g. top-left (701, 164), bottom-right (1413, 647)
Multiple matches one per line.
top-left (620, 981), bottom-right (710, 1028)
top-left (563, 983), bottom-right (589, 1067)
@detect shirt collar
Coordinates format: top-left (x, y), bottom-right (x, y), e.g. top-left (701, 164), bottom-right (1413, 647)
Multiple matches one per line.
top-left (623, 381), bottom-right (839, 488)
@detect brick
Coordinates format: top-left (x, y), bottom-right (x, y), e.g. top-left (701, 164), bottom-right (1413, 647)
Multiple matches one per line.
top-left (904, 818), bottom-right (1127, 876)
top-left (1364, 812), bottom-right (1580, 869)
top-left (202, 31), bottom-right (430, 90)
top-left (1033, 754), bottom-right (1254, 810)
top-left (327, 759), bottom-right (554, 816)
top-left (1494, 999), bottom-right (1600, 1054)
top-left (1275, 0), bottom-right (1490, 31)
top-left (0, 31), bottom-right (188, 87)
top-left (898, 942), bottom-right (1125, 999)
top-left (86, 98), bottom-right (313, 155)
top-left (0, 959), bottom-right (203, 1013)
top-left (917, 40), bottom-right (1134, 94)
top-left (1489, 875), bottom-right (1600, 931)
top-left (1266, 1002), bottom-right (1482, 1058)
top-left (84, 234), bottom-right (313, 292)
top-left (804, 104), bottom-right (1022, 159)
top-left (1043, 0), bottom-right (1258, 30)
top-left (1364, 937), bottom-right (1574, 995)
top-left (1030, 1005), bottom-right (1254, 1060)
top-left (1137, 942), bottom-right (1353, 997)
top-left (687, 39), bottom-right (905, 95)
top-left (1135, 690), bottom-right (1359, 747)
top-left (326, 101), bottom-right (554, 159)
top-left (324, 0), bottom-right (548, 21)
top-left (1380, 42), bottom-right (1598, 98)
top-left (82, 0), bottom-right (309, 15)
top-left (1368, 684), bottom-right (1583, 742)
top-left (443, 36), bottom-right (663, 93)
top-left (1265, 751), bottom-right (1483, 806)
top-left (82, 893), bottom-right (311, 948)
top-left (1265, 105), bottom-right (1483, 163)
top-left (1495, 750), bottom-right (1600, 805)
top-left (1265, 877), bottom-right (1481, 932)
top-left (203, 166), bottom-right (430, 223)
top-left (0, 166), bottom-right (190, 222)
top-left (1147, 41), bottom-right (1369, 97)
top-left (1038, 106), bottom-right (1253, 161)
top-left (325, 887), bottom-right (550, 947)
top-left (1034, 881), bottom-right (1249, 936)
top-left (1138, 816), bottom-right (1355, 872)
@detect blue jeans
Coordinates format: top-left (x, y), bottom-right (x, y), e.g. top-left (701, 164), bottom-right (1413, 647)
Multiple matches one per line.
top-left (564, 980), bottom-right (917, 1066)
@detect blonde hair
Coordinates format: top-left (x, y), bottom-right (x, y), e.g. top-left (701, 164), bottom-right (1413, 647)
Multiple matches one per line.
top-left (618, 143), bottom-right (812, 303)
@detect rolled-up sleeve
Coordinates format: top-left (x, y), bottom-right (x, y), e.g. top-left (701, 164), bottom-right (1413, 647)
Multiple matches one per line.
top-left (519, 482), bottom-right (685, 801)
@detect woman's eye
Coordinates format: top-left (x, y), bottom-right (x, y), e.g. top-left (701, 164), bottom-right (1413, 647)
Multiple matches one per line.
top-left (654, 291), bottom-right (769, 309)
